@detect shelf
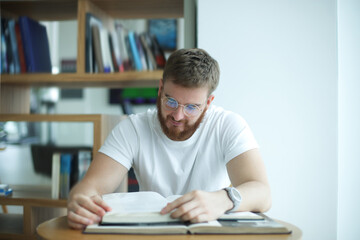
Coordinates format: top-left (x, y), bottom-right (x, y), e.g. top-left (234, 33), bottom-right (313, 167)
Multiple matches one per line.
top-left (0, 0), bottom-right (78, 21)
top-left (0, 71), bottom-right (162, 88)
top-left (0, 114), bottom-right (124, 162)
top-left (0, 0), bottom-right (183, 21)
top-left (91, 0), bottom-right (184, 19)
top-left (0, 189), bottom-right (67, 208)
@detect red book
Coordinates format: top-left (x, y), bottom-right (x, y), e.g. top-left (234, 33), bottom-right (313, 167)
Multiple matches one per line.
top-left (15, 22), bottom-right (27, 73)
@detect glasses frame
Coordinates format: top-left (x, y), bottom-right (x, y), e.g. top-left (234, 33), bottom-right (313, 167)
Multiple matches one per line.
top-left (161, 95), bottom-right (206, 117)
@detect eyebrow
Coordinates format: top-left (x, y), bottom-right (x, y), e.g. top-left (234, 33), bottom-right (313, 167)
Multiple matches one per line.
top-left (164, 94), bottom-right (202, 107)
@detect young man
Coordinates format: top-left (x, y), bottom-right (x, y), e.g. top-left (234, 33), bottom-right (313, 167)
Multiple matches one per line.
top-left (67, 48), bottom-right (271, 229)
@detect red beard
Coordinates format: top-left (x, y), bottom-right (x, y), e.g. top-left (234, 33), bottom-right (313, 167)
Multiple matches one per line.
top-left (156, 94), bottom-right (207, 141)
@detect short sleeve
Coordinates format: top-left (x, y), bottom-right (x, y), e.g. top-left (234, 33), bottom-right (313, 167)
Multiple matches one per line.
top-left (220, 113), bottom-right (259, 164)
top-left (98, 117), bottom-right (138, 170)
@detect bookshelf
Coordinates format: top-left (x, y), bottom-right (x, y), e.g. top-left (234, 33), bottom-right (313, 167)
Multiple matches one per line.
top-left (0, 0), bottom-right (195, 239)
top-left (0, 114), bottom-right (125, 240)
top-left (0, 0), bottom-right (195, 113)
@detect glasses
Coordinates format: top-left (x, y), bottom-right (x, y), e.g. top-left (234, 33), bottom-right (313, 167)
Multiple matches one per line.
top-left (161, 96), bottom-right (205, 117)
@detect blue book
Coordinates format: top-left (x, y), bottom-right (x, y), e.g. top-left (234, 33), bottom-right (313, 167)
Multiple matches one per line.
top-left (18, 16), bottom-right (52, 72)
top-left (128, 31), bottom-right (142, 71)
top-left (8, 20), bottom-right (21, 73)
top-left (60, 153), bottom-right (72, 199)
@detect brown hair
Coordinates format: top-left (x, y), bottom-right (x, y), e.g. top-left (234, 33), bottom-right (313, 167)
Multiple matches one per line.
top-left (162, 48), bottom-right (220, 94)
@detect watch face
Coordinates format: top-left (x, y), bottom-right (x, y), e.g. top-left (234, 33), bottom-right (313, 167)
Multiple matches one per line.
top-left (231, 188), bottom-right (242, 201)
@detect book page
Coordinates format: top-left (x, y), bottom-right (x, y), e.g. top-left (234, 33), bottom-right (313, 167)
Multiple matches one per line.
top-left (218, 212), bottom-right (265, 220)
top-left (103, 191), bottom-right (168, 213)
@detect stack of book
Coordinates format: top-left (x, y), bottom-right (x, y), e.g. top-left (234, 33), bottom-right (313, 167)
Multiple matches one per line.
top-left (1, 16), bottom-right (52, 73)
top-left (51, 150), bottom-right (92, 199)
top-left (86, 13), bottom-right (166, 73)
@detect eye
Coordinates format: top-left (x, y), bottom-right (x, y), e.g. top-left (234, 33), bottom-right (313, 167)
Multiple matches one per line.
top-left (184, 104), bottom-right (198, 115)
top-left (166, 98), bottom-right (178, 108)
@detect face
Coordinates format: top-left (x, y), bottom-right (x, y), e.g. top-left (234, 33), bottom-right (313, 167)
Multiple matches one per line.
top-left (157, 80), bottom-right (214, 141)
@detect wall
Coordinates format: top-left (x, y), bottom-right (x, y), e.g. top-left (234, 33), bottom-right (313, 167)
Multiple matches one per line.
top-left (337, 0), bottom-right (360, 239)
top-left (198, 0), bottom-right (338, 239)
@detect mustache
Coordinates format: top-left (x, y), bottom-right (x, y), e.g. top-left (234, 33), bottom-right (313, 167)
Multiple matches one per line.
top-left (167, 115), bottom-right (185, 123)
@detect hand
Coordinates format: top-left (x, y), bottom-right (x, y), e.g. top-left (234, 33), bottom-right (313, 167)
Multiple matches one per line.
top-left (67, 194), bottom-right (112, 229)
top-left (160, 190), bottom-right (233, 223)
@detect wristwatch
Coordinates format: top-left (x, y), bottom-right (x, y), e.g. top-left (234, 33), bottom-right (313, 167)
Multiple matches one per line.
top-left (224, 187), bottom-right (242, 213)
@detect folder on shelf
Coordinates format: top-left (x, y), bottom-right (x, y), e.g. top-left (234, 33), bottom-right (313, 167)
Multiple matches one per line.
top-left (18, 16), bottom-right (52, 73)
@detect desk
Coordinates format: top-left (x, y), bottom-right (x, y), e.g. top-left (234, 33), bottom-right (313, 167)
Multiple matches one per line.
top-left (37, 216), bottom-right (302, 240)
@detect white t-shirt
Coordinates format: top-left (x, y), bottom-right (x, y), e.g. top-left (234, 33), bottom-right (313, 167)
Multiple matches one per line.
top-left (99, 105), bottom-right (258, 197)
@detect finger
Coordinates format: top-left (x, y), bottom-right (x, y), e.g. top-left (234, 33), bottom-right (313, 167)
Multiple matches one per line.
top-left (170, 200), bottom-right (199, 219)
top-left (179, 207), bottom-right (205, 222)
top-left (91, 195), bottom-right (112, 212)
top-left (77, 196), bottom-right (107, 216)
top-left (70, 203), bottom-right (102, 223)
top-left (190, 213), bottom-right (209, 223)
top-left (68, 220), bottom-right (87, 230)
top-left (67, 210), bottom-right (94, 227)
top-left (161, 193), bottom-right (194, 214)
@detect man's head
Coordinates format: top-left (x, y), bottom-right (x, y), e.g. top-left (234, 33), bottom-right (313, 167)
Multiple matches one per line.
top-left (162, 48), bottom-right (220, 95)
top-left (157, 48), bottom-right (220, 141)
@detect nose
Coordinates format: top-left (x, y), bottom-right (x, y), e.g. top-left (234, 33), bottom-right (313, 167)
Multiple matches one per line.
top-left (172, 105), bottom-right (185, 121)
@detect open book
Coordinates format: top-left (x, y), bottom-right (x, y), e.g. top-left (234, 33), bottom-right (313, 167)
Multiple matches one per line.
top-left (84, 191), bottom-right (291, 235)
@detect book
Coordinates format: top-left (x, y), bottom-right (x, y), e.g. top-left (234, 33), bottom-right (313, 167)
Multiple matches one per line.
top-left (7, 19), bottom-right (21, 73)
top-left (139, 33), bottom-right (157, 71)
top-left (77, 150), bottom-right (92, 181)
top-left (91, 25), bottom-right (104, 73)
top-left (127, 31), bottom-right (143, 71)
top-left (59, 153), bottom-right (72, 199)
top-left (51, 153), bottom-right (61, 199)
top-left (18, 16), bottom-right (52, 72)
top-left (109, 31), bottom-right (121, 72)
top-left (114, 23), bottom-right (131, 71)
top-left (99, 28), bottom-right (113, 73)
top-left (14, 22), bottom-right (27, 73)
top-left (85, 13), bottom-right (102, 73)
top-left (84, 191), bottom-right (290, 235)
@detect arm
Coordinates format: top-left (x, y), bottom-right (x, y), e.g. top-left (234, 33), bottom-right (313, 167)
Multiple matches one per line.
top-left (226, 148), bottom-right (271, 212)
top-left (67, 152), bottom-right (128, 229)
top-left (161, 148), bottom-right (271, 222)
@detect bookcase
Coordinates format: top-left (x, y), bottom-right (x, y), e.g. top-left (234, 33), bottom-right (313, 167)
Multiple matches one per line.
top-left (0, 0), bottom-right (195, 239)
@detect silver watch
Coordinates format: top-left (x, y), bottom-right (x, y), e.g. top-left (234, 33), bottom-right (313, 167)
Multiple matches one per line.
top-left (224, 187), bottom-right (242, 213)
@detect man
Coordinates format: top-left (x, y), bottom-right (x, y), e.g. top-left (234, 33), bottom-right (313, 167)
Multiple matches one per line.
top-left (67, 48), bottom-right (271, 229)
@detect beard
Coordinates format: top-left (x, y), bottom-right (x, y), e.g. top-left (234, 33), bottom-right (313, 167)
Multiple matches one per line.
top-left (156, 94), bottom-right (207, 141)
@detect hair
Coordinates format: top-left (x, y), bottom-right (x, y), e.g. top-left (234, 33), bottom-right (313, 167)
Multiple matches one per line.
top-left (162, 48), bottom-right (220, 94)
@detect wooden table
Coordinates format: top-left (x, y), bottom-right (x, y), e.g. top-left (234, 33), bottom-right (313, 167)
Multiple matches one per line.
top-left (37, 216), bottom-right (302, 240)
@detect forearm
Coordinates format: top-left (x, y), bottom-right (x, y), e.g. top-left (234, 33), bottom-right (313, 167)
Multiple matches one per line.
top-left (69, 178), bottom-right (101, 201)
top-left (235, 180), bottom-right (271, 212)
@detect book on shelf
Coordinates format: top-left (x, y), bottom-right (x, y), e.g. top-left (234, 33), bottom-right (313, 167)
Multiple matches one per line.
top-left (127, 31), bottom-right (143, 71)
top-left (14, 22), bottom-right (27, 73)
top-left (52, 150), bottom-right (92, 199)
top-left (83, 15), bottom-right (167, 73)
top-left (7, 19), bottom-right (21, 73)
top-left (99, 27), bottom-right (114, 73)
top-left (59, 153), bottom-right (72, 199)
top-left (108, 31), bottom-right (121, 72)
top-left (84, 191), bottom-right (291, 235)
top-left (114, 23), bottom-right (131, 71)
top-left (139, 33), bottom-right (157, 71)
top-left (91, 24), bottom-right (104, 73)
top-left (18, 16), bottom-right (52, 72)
top-left (51, 153), bottom-right (61, 199)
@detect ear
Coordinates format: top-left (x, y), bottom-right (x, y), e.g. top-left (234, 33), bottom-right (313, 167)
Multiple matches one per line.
top-left (158, 79), bottom-right (163, 96)
top-left (207, 94), bottom-right (215, 106)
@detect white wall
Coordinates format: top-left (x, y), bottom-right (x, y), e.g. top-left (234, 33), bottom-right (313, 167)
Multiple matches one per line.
top-left (337, 0), bottom-right (360, 240)
top-left (198, 0), bottom-right (338, 239)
